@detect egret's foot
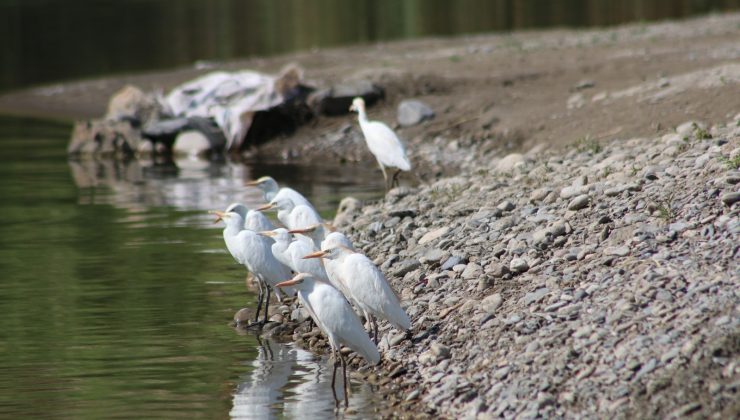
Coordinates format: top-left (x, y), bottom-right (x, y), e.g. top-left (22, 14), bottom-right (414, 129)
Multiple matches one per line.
top-left (245, 319), bottom-right (266, 330)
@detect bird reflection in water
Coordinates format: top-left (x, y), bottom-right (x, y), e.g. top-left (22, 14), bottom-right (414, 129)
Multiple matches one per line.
top-left (229, 335), bottom-right (380, 419)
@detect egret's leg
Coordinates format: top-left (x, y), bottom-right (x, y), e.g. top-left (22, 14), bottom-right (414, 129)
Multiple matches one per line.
top-left (331, 349), bottom-right (339, 390)
top-left (331, 351), bottom-right (340, 408)
top-left (391, 169), bottom-right (401, 188)
top-left (263, 286), bottom-right (271, 323)
top-left (371, 315), bottom-right (379, 344)
top-left (341, 354), bottom-right (349, 407)
top-left (254, 279), bottom-right (264, 323)
top-left (377, 160), bottom-right (389, 191)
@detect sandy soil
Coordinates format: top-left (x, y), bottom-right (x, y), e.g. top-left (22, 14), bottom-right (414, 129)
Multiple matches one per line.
top-left (1, 12), bottom-right (738, 176)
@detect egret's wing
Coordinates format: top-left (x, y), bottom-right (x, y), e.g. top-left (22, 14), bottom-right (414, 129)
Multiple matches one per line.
top-left (343, 254), bottom-right (411, 331)
top-left (363, 121), bottom-right (411, 171)
top-left (246, 210), bottom-right (275, 232)
top-left (289, 205), bottom-right (323, 230)
top-left (289, 241), bottom-right (328, 281)
top-left (240, 231), bottom-right (294, 295)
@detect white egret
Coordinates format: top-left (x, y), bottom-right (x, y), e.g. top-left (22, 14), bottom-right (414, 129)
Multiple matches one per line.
top-left (246, 176), bottom-right (314, 210)
top-left (304, 246), bottom-right (410, 343)
top-left (258, 196), bottom-right (322, 231)
top-left (214, 203), bottom-right (276, 320)
top-left (213, 210), bottom-right (294, 324)
top-left (350, 97), bottom-right (412, 190)
top-left (275, 273), bottom-right (380, 404)
top-left (225, 202), bottom-right (276, 232)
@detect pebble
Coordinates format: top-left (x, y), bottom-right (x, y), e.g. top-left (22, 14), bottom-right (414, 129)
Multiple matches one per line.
top-left (568, 194), bottom-right (590, 210)
top-left (603, 246), bottom-right (630, 257)
top-left (441, 255), bottom-right (463, 270)
top-left (509, 258), bottom-right (529, 273)
top-left (720, 192), bottom-right (740, 206)
top-left (419, 226), bottom-right (450, 244)
top-left (481, 293), bottom-right (503, 314)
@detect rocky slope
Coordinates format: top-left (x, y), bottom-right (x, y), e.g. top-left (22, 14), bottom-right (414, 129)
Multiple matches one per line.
top-left (331, 117), bottom-right (739, 418)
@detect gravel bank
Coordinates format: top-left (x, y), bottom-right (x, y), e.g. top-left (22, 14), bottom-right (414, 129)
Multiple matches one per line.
top-left (328, 117), bottom-right (739, 418)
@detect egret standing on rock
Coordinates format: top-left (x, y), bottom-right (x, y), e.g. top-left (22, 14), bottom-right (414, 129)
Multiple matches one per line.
top-left (213, 210), bottom-right (293, 324)
top-left (350, 97), bottom-right (412, 191)
top-left (275, 273), bottom-right (380, 405)
top-left (304, 246), bottom-right (410, 343)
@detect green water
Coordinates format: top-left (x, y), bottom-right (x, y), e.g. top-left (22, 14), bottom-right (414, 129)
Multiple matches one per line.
top-left (0, 116), bottom-right (386, 418)
top-left (2, 0), bottom-right (738, 91)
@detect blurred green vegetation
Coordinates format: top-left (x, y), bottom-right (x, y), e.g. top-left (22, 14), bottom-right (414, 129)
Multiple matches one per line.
top-left (1, 0), bottom-right (738, 91)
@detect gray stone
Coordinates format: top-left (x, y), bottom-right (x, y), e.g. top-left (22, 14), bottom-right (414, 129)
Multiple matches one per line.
top-left (721, 192), bottom-right (740, 206)
top-left (560, 185), bottom-right (589, 199)
top-left (510, 258), bottom-right (529, 273)
top-left (441, 256), bottom-right (463, 270)
top-left (497, 200), bottom-right (516, 211)
top-left (568, 194), bottom-right (590, 211)
top-left (462, 263), bottom-right (483, 279)
top-left (393, 259), bottom-right (421, 277)
top-left (485, 262), bottom-right (509, 278)
top-left (604, 246), bottom-right (630, 257)
top-left (419, 226), bottom-right (450, 245)
top-left (481, 293), bottom-right (503, 314)
top-left (291, 307), bottom-right (311, 323)
top-left (397, 99), bottom-right (435, 127)
top-left (430, 342), bottom-right (451, 359)
top-left (496, 153), bottom-right (526, 172)
top-left (522, 288), bottom-right (550, 305)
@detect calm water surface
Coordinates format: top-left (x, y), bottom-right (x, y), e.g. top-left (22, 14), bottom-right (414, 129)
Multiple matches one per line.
top-left (0, 116), bottom-right (387, 418)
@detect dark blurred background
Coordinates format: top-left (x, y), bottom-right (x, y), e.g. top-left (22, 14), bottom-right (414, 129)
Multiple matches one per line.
top-left (1, 0), bottom-right (738, 92)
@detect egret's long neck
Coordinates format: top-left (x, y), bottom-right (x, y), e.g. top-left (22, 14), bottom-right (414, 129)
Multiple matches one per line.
top-left (223, 221), bottom-right (241, 237)
top-left (357, 105), bottom-right (369, 125)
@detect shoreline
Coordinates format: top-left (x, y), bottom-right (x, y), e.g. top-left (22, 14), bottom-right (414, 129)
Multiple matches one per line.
top-left (3, 12), bottom-right (738, 417)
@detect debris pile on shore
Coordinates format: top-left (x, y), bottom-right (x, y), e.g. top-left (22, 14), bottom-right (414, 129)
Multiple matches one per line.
top-left (260, 117), bottom-right (739, 417)
top-left (67, 65), bottom-right (385, 159)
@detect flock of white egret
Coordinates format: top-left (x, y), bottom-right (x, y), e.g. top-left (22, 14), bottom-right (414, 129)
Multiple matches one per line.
top-left (211, 97), bottom-right (412, 403)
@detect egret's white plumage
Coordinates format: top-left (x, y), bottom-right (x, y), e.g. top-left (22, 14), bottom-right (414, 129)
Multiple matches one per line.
top-left (308, 246), bottom-right (410, 342)
top-left (246, 176), bottom-right (314, 210)
top-left (225, 202), bottom-right (276, 232)
top-left (262, 228), bottom-right (341, 291)
top-left (217, 211), bottom-right (294, 321)
top-left (275, 273), bottom-right (380, 403)
top-left (260, 196), bottom-right (322, 231)
top-left (350, 97), bottom-right (411, 189)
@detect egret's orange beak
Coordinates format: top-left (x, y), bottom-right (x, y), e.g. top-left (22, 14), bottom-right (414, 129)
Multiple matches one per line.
top-left (256, 203), bottom-right (274, 211)
top-left (209, 210), bottom-right (227, 223)
top-left (276, 278), bottom-right (301, 287)
top-left (288, 227), bottom-right (314, 234)
top-left (245, 180), bottom-right (262, 187)
top-left (258, 231), bottom-right (276, 237)
top-left (303, 250), bottom-right (328, 260)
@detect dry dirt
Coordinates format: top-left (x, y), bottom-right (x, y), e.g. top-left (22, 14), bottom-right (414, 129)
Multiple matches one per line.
top-left (0, 12), bottom-right (738, 179)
